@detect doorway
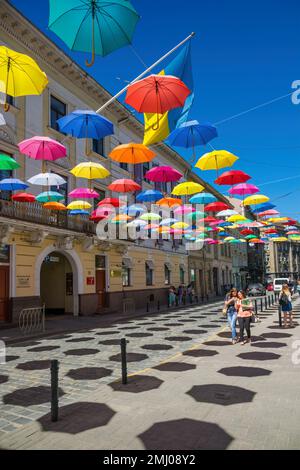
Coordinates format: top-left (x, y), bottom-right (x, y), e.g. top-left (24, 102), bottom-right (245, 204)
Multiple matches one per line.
top-left (96, 255), bottom-right (107, 310)
top-left (213, 267), bottom-right (219, 296)
top-left (0, 266), bottom-right (9, 321)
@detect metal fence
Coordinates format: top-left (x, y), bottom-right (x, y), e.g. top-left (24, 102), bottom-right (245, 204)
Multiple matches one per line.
top-left (18, 305), bottom-right (46, 335)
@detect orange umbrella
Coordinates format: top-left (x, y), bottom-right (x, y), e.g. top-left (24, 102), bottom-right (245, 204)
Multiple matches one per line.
top-left (108, 178), bottom-right (141, 193)
top-left (156, 197), bottom-right (182, 208)
top-left (44, 202), bottom-right (67, 210)
top-left (109, 143), bottom-right (156, 164)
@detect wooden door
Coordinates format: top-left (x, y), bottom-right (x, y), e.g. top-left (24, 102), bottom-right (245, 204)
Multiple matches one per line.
top-left (96, 270), bottom-right (106, 309)
top-left (0, 266), bottom-right (9, 321)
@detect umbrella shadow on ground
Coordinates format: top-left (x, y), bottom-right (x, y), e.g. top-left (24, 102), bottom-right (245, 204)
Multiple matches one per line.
top-left (237, 351), bottom-right (281, 361)
top-left (125, 333), bottom-right (153, 338)
top-left (261, 332), bottom-right (292, 339)
top-left (183, 349), bottom-right (219, 357)
top-left (165, 336), bottom-right (193, 342)
top-left (66, 367), bottom-right (113, 381)
top-left (109, 352), bottom-right (149, 362)
top-left (3, 386), bottom-right (65, 407)
top-left (141, 344), bottom-right (173, 351)
top-left (138, 418), bottom-right (233, 450)
top-left (17, 360), bottom-right (51, 371)
top-left (9, 341), bottom-right (41, 348)
top-left (110, 375), bottom-right (163, 393)
top-left (38, 402), bottom-right (115, 434)
top-left (98, 339), bottom-right (122, 345)
top-left (147, 327), bottom-right (170, 332)
top-left (4, 355), bottom-right (20, 362)
top-left (201, 325), bottom-right (220, 329)
top-left (187, 384), bottom-right (256, 406)
top-left (153, 362), bottom-right (196, 372)
top-left (27, 346), bottom-right (60, 352)
top-left (203, 340), bottom-right (232, 347)
top-left (96, 331), bottom-right (120, 336)
top-left (0, 374), bottom-right (9, 384)
top-left (251, 341), bottom-right (287, 349)
top-left (65, 337), bottom-right (95, 343)
top-left (64, 348), bottom-right (100, 356)
top-left (218, 366), bottom-right (272, 377)
top-left (183, 329), bottom-right (208, 335)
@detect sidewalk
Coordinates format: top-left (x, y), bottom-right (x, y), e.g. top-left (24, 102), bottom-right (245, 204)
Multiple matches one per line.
top-left (1, 298), bottom-right (299, 450)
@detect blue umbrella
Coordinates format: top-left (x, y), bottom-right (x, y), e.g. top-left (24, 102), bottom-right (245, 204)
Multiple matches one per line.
top-left (219, 231), bottom-right (230, 237)
top-left (0, 178), bottom-right (28, 191)
top-left (120, 204), bottom-right (147, 216)
top-left (69, 210), bottom-right (90, 216)
top-left (136, 190), bottom-right (163, 202)
top-left (57, 110), bottom-right (114, 139)
top-left (218, 222), bottom-right (232, 227)
top-left (167, 120), bottom-right (218, 160)
top-left (189, 192), bottom-right (217, 204)
top-left (252, 203), bottom-right (276, 213)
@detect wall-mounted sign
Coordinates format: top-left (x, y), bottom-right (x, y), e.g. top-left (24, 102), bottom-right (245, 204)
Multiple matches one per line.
top-left (110, 269), bottom-right (122, 278)
top-left (16, 275), bottom-right (31, 288)
top-left (44, 255), bottom-right (60, 263)
top-left (86, 276), bottom-right (95, 285)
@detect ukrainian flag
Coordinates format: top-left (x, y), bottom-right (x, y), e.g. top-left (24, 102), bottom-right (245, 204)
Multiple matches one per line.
top-left (143, 41), bottom-right (194, 146)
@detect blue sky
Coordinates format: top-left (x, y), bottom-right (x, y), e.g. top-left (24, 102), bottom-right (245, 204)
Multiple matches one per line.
top-left (9, 0), bottom-right (300, 218)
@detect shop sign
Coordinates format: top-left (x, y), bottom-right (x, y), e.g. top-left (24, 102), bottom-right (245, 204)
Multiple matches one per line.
top-left (16, 275), bottom-right (31, 288)
top-left (86, 276), bottom-right (95, 285)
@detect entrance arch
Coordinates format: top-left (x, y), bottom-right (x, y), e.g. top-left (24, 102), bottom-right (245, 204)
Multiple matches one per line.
top-left (35, 245), bottom-right (84, 316)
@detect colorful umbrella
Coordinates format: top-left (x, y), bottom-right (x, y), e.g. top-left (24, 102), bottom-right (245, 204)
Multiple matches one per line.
top-left (187, 211), bottom-right (206, 219)
top-left (28, 173), bottom-right (66, 187)
top-left (172, 182), bottom-right (204, 196)
top-left (189, 192), bottom-right (217, 204)
top-left (19, 137), bottom-right (67, 173)
top-left (258, 209), bottom-right (279, 217)
top-left (227, 214), bottom-right (247, 222)
top-left (136, 190), bottom-right (163, 202)
top-left (216, 209), bottom-right (238, 217)
top-left (111, 214), bottom-right (131, 223)
top-left (272, 237), bottom-right (289, 242)
top-left (215, 170), bottom-right (250, 186)
top-left (0, 154), bottom-right (20, 170)
top-left (126, 219), bottom-right (147, 228)
top-left (252, 203), bottom-right (275, 213)
top-left (48, 0), bottom-right (140, 66)
top-left (44, 202), bottom-right (67, 211)
top-left (156, 197), bottom-right (182, 207)
top-left (204, 202), bottom-right (229, 213)
top-left (121, 204), bottom-right (147, 215)
top-left (140, 212), bottom-right (162, 221)
top-left (0, 46), bottom-right (48, 111)
top-left (174, 205), bottom-right (195, 215)
top-left (195, 150), bottom-right (238, 175)
top-left (243, 194), bottom-right (270, 206)
top-left (68, 188), bottom-right (99, 199)
top-left (57, 110), bottom-right (114, 139)
top-left (108, 179), bottom-right (141, 193)
top-left (67, 200), bottom-right (92, 210)
top-left (171, 222), bottom-right (189, 229)
top-left (95, 206), bottom-right (115, 217)
top-left (11, 192), bottom-right (35, 203)
top-left (240, 229), bottom-right (255, 236)
top-left (98, 197), bottom-right (124, 208)
top-left (36, 191), bottom-right (64, 203)
top-left (69, 210), bottom-right (90, 216)
top-left (144, 166), bottom-right (183, 183)
top-left (160, 218), bottom-right (178, 226)
top-left (125, 74), bottom-right (191, 129)
top-left (229, 183), bottom-right (259, 197)
top-left (109, 143), bottom-right (155, 164)
top-left (70, 162), bottom-right (110, 180)
top-left (0, 178), bottom-right (28, 191)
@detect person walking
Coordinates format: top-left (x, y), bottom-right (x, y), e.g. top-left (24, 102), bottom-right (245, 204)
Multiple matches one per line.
top-left (236, 290), bottom-right (253, 345)
top-left (224, 288), bottom-right (238, 344)
top-left (187, 283), bottom-right (194, 303)
top-left (168, 286), bottom-right (176, 308)
top-left (279, 283), bottom-right (293, 328)
top-left (297, 280), bottom-right (300, 297)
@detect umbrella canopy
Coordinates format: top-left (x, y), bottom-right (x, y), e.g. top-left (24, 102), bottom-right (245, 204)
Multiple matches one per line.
top-left (0, 178), bottom-right (28, 191)
top-left (109, 143), bottom-right (155, 164)
top-left (108, 178), bottom-right (141, 193)
top-left (11, 192), bottom-right (35, 203)
top-left (28, 172), bottom-right (66, 187)
top-left (143, 223), bottom-right (160, 230)
top-left (252, 203), bottom-right (276, 213)
top-left (120, 204), bottom-right (147, 215)
top-left (68, 188), bottom-right (99, 199)
top-left (189, 192), bottom-right (217, 204)
top-left (67, 200), bottom-right (92, 210)
top-left (172, 182), bottom-right (204, 196)
top-left (264, 229), bottom-right (278, 234)
top-left (0, 154), bottom-right (20, 170)
top-left (215, 170), bottom-right (251, 186)
top-left (69, 210), bottom-right (90, 216)
top-left (136, 190), bottom-right (163, 202)
top-left (70, 162), bottom-right (110, 179)
top-left (98, 197), bottom-right (124, 208)
top-left (43, 202), bottom-right (67, 211)
top-left (160, 218), bottom-right (178, 226)
top-left (272, 237), bottom-right (289, 242)
top-left (48, 0), bottom-right (140, 66)
top-left (227, 214), bottom-right (247, 222)
top-left (205, 202), bottom-right (229, 213)
top-left (156, 197), bottom-right (182, 207)
top-left (216, 209), bottom-right (238, 217)
top-left (174, 205), bottom-right (195, 215)
top-left (95, 206), bottom-right (115, 217)
top-left (111, 214), bottom-right (131, 222)
top-left (195, 150), bottom-right (238, 172)
top-left (36, 191), bottom-right (64, 203)
top-left (144, 166), bottom-right (183, 183)
top-left (18, 137), bottom-right (67, 165)
top-left (240, 229), bottom-right (255, 236)
top-left (187, 211), bottom-right (206, 219)
top-left (0, 46), bottom-right (48, 111)
top-left (167, 120), bottom-right (217, 156)
top-left (125, 74), bottom-right (191, 115)
top-left (57, 110), bottom-right (114, 139)
top-left (140, 212), bottom-right (162, 221)
top-left (243, 194), bottom-right (270, 206)
top-left (171, 222), bottom-right (189, 229)
top-left (258, 209), bottom-right (279, 217)
top-left (127, 219), bottom-right (147, 228)
top-left (229, 183), bottom-right (259, 197)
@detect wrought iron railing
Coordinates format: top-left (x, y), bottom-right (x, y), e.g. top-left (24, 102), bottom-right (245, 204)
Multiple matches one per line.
top-left (19, 305), bottom-right (45, 335)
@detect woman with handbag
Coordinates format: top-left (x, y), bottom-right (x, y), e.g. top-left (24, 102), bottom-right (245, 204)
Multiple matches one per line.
top-left (279, 284), bottom-right (293, 328)
top-left (224, 288), bottom-right (238, 344)
top-left (236, 291), bottom-right (253, 345)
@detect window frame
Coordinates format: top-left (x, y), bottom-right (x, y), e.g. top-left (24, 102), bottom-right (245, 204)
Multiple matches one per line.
top-left (50, 95), bottom-right (67, 133)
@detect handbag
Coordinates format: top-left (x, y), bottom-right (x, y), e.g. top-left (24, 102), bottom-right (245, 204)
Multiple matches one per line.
top-left (222, 307), bottom-right (227, 317)
top-left (250, 313), bottom-right (257, 323)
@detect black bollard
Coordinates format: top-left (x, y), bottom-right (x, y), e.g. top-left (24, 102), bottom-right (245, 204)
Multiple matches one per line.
top-left (254, 299), bottom-right (258, 316)
top-left (278, 305), bottom-right (282, 327)
top-left (206, 294), bottom-right (209, 302)
top-left (50, 360), bottom-right (59, 422)
top-left (260, 298), bottom-right (263, 312)
top-left (265, 296), bottom-right (268, 310)
top-left (146, 302), bottom-right (149, 313)
top-left (120, 338), bottom-right (127, 385)
top-left (157, 300), bottom-right (160, 311)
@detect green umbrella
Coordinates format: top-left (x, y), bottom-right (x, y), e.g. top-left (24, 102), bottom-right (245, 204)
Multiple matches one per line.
top-left (36, 191), bottom-right (64, 203)
top-left (245, 234), bottom-right (256, 240)
top-left (48, 0), bottom-right (140, 67)
top-left (0, 154), bottom-right (20, 170)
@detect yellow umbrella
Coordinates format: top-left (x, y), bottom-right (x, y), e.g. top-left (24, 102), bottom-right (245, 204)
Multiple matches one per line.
top-left (227, 214), bottom-right (247, 222)
top-left (67, 200), bottom-right (92, 210)
top-left (70, 162), bottom-right (110, 179)
top-left (0, 46), bottom-right (48, 111)
top-left (272, 237), bottom-right (289, 242)
top-left (268, 217), bottom-right (289, 223)
top-left (242, 194), bottom-right (270, 206)
top-left (223, 236), bottom-right (235, 242)
top-left (171, 222), bottom-right (189, 229)
top-left (195, 150), bottom-right (238, 173)
top-left (140, 212), bottom-right (162, 221)
top-left (172, 181), bottom-right (204, 196)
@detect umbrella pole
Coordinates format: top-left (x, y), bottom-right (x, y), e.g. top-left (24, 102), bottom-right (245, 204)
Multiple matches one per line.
top-left (4, 59), bottom-right (11, 112)
top-left (85, 14), bottom-right (95, 67)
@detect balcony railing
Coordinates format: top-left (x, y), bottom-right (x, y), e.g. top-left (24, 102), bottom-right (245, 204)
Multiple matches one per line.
top-left (0, 198), bottom-right (96, 235)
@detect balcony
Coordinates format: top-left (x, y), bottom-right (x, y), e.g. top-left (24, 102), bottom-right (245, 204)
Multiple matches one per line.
top-left (0, 198), bottom-right (96, 235)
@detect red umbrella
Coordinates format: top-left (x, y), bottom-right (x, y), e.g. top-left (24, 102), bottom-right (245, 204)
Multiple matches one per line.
top-left (205, 202), bottom-right (229, 212)
top-left (97, 197), bottom-right (124, 208)
top-left (203, 216), bottom-right (218, 223)
top-left (125, 74), bottom-right (191, 129)
top-left (264, 229), bottom-right (278, 234)
top-left (108, 179), bottom-right (141, 193)
top-left (12, 192), bottom-right (36, 202)
top-left (240, 229), bottom-right (254, 236)
top-left (89, 210), bottom-right (106, 223)
top-left (215, 170), bottom-right (250, 186)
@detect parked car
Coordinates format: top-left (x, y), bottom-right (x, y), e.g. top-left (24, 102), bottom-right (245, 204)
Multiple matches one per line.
top-left (273, 278), bottom-right (289, 292)
top-left (246, 283), bottom-right (266, 296)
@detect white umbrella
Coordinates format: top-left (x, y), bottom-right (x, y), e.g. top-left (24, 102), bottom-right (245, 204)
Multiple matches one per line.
top-left (27, 172), bottom-right (66, 186)
top-left (126, 219), bottom-right (148, 228)
top-left (216, 209), bottom-right (238, 217)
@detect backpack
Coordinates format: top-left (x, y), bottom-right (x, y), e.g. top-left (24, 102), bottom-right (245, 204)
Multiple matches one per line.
top-left (279, 293), bottom-right (289, 306)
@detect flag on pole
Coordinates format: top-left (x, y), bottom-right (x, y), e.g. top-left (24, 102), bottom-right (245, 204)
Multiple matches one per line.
top-left (143, 41), bottom-right (194, 146)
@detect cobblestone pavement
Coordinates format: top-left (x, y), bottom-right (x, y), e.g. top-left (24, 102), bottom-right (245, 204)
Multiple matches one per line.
top-left (0, 300), bottom-right (226, 435)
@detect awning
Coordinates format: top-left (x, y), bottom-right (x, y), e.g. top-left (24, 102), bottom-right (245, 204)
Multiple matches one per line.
top-left (164, 262), bottom-right (173, 270)
top-left (122, 257), bottom-right (133, 268)
top-left (146, 259), bottom-right (154, 269)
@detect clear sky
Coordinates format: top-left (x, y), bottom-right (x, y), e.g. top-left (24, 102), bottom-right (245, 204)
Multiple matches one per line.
top-left (9, 0), bottom-right (300, 218)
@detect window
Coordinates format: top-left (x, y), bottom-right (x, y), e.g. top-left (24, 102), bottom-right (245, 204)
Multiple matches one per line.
top-left (122, 263), bottom-right (131, 287)
top-left (120, 162), bottom-right (128, 171)
top-left (92, 138), bottom-right (105, 156)
top-left (190, 268), bottom-right (196, 282)
top-left (164, 264), bottom-right (171, 285)
top-left (50, 95), bottom-right (66, 131)
top-left (180, 267), bottom-right (185, 284)
top-left (145, 261), bottom-right (154, 286)
top-left (143, 162), bottom-right (150, 182)
top-left (50, 172), bottom-right (68, 204)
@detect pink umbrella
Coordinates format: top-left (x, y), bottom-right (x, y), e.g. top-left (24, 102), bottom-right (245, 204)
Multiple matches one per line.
top-left (229, 183), bottom-right (259, 196)
top-left (204, 238), bottom-right (215, 243)
top-left (95, 206), bottom-right (115, 217)
top-left (18, 136), bottom-right (67, 172)
top-left (174, 205), bottom-right (195, 215)
top-left (144, 165), bottom-right (183, 182)
top-left (69, 188), bottom-right (99, 199)
top-left (258, 209), bottom-right (279, 217)
top-left (209, 219), bottom-right (225, 226)
top-left (208, 239), bottom-right (219, 244)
